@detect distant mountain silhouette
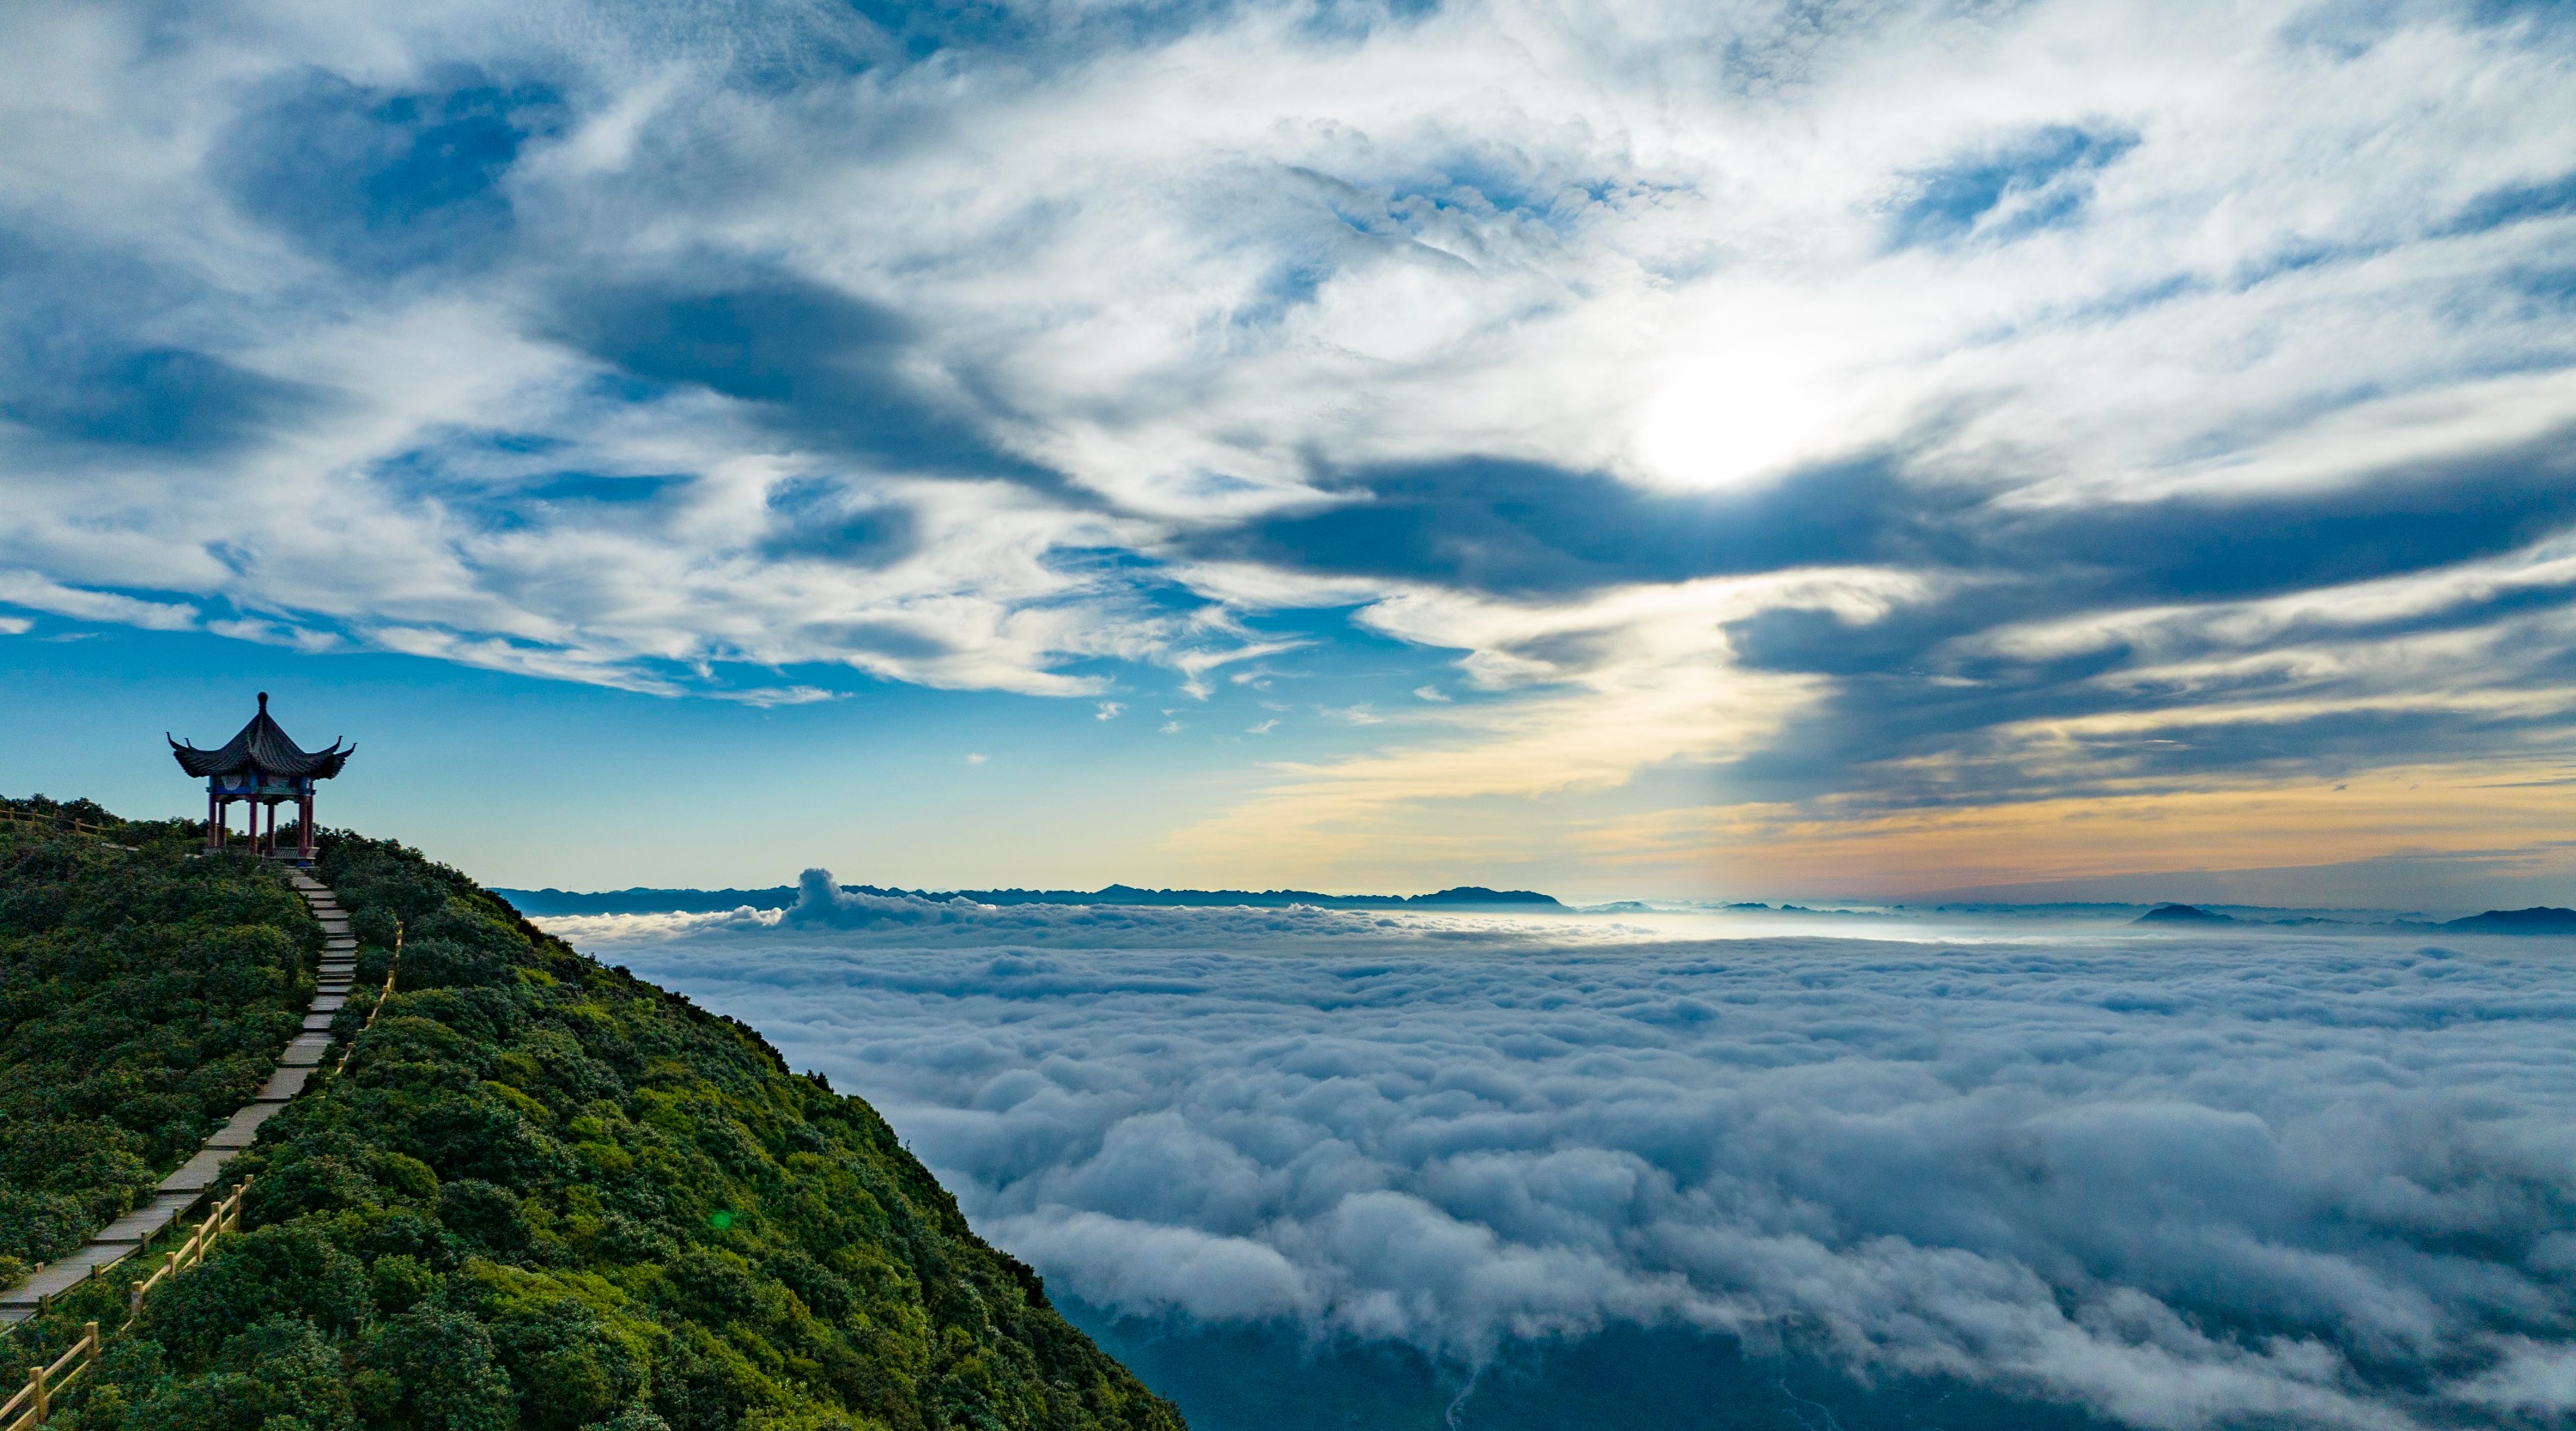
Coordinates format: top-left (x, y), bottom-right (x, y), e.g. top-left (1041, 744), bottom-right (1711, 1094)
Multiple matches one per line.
top-left (2442, 906), bottom-right (2576, 934)
top-left (500, 882), bottom-right (1564, 916)
top-left (2134, 903), bottom-right (2235, 924)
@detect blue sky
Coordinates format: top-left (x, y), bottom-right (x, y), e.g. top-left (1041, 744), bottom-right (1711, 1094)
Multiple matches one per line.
top-left (3, 0), bottom-right (2575, 903)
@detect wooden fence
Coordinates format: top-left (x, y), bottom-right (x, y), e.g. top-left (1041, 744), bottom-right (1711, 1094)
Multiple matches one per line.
top-left (1, 1176), bottom-right (248, 1425)
top-left (0, 890), bottom-right (384, 1421)
top-left (0, 1323), bottom-right (97, 1431)
top-left (331, 924), bottom-right (401, 1077)
top-left (0, 813), bottom-right (108, 841)
top-left (125, 1178), bottom-right (250, 1317)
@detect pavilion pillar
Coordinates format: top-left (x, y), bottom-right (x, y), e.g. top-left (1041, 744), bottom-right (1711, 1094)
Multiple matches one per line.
top-left (300, 794), bottom-right (314, 862)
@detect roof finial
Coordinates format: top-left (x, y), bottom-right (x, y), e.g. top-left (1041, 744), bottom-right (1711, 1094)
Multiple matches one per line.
top-left (258, 691), bottom-right (270, 709)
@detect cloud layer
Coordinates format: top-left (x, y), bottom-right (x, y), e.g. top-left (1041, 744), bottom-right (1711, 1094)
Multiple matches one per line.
top-left (6, 0), bottom-right (2576, 884)
top-left (566, 891), bottom-right (2576, 1428)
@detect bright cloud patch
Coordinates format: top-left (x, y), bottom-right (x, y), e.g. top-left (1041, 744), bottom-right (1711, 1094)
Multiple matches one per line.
top-left (562, 889), bottom-right (2576, 1428)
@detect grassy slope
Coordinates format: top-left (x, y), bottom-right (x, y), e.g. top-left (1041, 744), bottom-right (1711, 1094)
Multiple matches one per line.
top-left (10, 820), bottom-right (1182, 1431)
top-left (0, 799), bottom-right (316, 1279)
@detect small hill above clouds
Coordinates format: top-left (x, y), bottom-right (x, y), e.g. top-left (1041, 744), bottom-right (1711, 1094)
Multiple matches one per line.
top-left (2134, 904), bottom-right (2237, 923)
top-left (2442, 906), bottom-right (2576, 934)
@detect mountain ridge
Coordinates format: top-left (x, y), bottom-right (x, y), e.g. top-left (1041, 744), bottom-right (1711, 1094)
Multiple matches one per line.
top-left (497, 882), bottom-right (1564, 916)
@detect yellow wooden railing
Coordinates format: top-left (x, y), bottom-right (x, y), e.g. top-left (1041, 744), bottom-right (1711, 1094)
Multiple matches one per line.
top-left (331, 924), bottom-right (401, 1078)
top-left (0, 886), bottom-right (381, 1421)
top-left (125, 1178), bottom-right (249, 1318)
top-left (0, 1323), bottom-right (95, 1431)
top-left (0, 813), bottom-right (108, 841)
top-left (0, 1176), bottom-right (249, 1422)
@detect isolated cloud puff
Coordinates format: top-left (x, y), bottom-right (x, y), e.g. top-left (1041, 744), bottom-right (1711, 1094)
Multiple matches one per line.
top-left (562, 905), bottom-right (2576, 1429)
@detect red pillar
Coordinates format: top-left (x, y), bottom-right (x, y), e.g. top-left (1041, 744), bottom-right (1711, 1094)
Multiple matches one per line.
top-left (206, 789), bottom-right (218, 852)
top-left (300, 794), bottom-right (314, 862)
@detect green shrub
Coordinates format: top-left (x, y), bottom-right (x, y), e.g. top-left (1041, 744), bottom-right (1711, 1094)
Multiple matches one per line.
top-left (0, 808), bottom-right (314, 1264)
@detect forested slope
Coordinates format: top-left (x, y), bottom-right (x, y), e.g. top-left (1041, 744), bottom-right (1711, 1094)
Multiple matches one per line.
top-left (0, 799), bottom-right (314, 1280)
top-left (6, 813), bottom-right (1183, 1431)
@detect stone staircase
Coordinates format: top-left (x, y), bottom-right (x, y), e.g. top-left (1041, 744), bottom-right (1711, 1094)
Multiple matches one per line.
top-left (0, 872), bottom-right (355, 1324)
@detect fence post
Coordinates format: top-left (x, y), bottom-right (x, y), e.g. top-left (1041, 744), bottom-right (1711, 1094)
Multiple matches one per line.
top-left (30, 1360), bottom-right (44, 1424)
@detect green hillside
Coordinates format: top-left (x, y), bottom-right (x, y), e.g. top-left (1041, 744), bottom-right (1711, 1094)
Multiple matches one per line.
top-left (0, 801), bottom-right (315, 1279)
top-left (2, 810), bottom-right (1184, 1431)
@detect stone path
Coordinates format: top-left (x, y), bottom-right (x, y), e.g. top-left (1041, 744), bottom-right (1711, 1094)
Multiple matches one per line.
top-left (0, 868), bottom-right (352, 1324)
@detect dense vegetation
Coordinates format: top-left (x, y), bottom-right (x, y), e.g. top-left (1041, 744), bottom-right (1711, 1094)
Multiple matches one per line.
top-left (10, 814), bottom-right (1184, 1431)
top-left (0, 796), bottom-right (314, 1279)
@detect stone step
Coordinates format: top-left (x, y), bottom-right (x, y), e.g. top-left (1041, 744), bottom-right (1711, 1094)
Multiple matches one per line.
top-left (255, 1066), bottom-right (313, 1102)
top-left (0, 1242), bottom-right (134, 1312)
top-left (0, 872), bottom-right (345, 1324)
top-left (94, 1192), bottom-right (201, 1245)
top-left (157, 1146), bottom-right (242, 1193)
top-left (206, 1101), bottom-right (286, 1149)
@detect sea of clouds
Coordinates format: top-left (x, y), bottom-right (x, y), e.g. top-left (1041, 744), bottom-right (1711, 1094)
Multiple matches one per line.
top-left (550, 875), bottom-right (2576, 1429)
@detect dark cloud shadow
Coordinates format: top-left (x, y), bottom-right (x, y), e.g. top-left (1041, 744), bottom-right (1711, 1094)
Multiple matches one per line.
top-left (213, 68), bottom-right (565, 276)
top-left (0, 228), bottom-right (328, 456)
top-left (548, 275), bottom-right (1084, 499)
top-left (0, 344), bottom-right (322, 454)
top-left (1185, 456), bottom-right (1954, 595)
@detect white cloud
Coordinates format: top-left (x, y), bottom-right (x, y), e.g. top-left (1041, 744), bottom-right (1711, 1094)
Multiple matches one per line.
top-left (571, 898), bottom-right (2576, 1428)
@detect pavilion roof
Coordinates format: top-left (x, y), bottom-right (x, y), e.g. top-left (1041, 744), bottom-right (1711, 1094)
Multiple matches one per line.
top-left (169, 692), bottom-right (353, 781)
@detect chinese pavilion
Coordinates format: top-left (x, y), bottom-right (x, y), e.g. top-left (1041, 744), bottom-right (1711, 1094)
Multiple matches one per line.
top-left (168, 692), bottom-right (353, 863)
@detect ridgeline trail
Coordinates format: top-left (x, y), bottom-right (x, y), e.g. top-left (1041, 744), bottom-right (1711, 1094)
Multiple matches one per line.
top-left (1, 860), bottom-right (376, 1325)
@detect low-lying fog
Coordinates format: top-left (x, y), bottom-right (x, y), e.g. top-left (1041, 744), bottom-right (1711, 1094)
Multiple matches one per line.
top-left (543, 874), bottom-right (2576, 1431)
